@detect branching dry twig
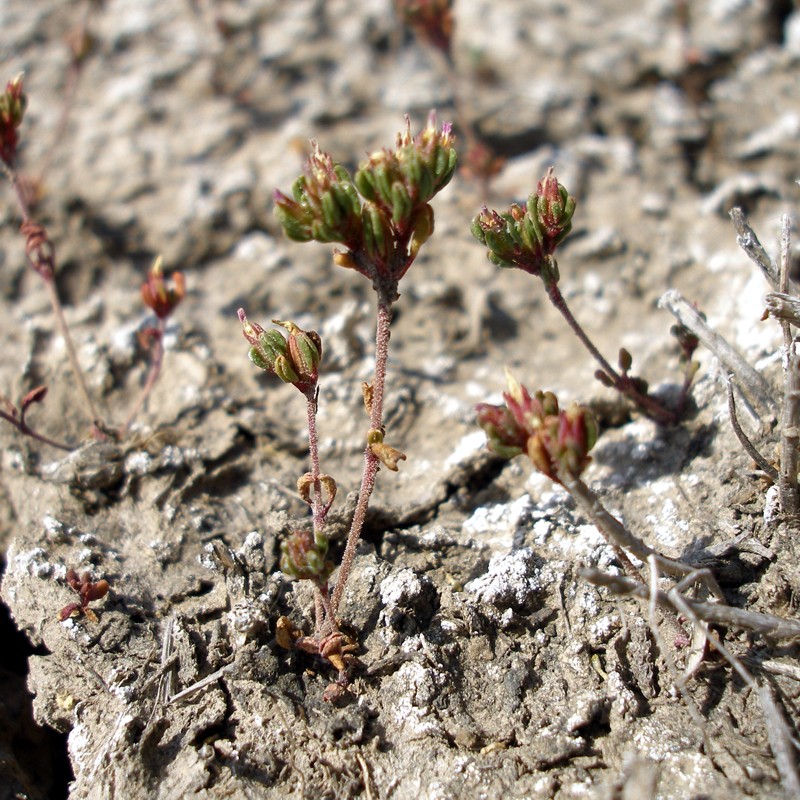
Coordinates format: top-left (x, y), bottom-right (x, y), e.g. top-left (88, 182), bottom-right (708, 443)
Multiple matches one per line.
top-left (776, 214), bottom-right (800, 515)
top-left (581, 567), bottom-right (800, 639)
top-left (659, 289), bottom-right (778, 422)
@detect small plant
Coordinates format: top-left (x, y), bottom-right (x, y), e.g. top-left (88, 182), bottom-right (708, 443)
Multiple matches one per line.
top-left (471, 169), bottom-right (698, 424)
top-left (0, 76), bottom-right (184, 447)
top-left (120, 256), bottom-right (186, 435)
top-left (58, 568), bottom-right (110, 623)
top-left (393, 0), bottom-right (505, 188)
top-left (240, 115), bottom-right (456, 682)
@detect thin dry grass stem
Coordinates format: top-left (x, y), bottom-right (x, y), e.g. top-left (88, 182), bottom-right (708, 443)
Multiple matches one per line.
top-left (729, 207), bottom-right (785, 291)
top-left (763, 292), bottom-right (800, 326)
top-left (725, 376), bottom-right (778, 481)
top-left (659, 289), bottom-right (778, 423)
top-left (587, 561), bottom-right (800, 796)
top-left (581, 568), bottom-right (800, 639)
top-left (645, 557), bottom-right (710, 739)
top-left (777, 214), bottom-right (800, 515)
top-left (666, 567), bottom-right (800, 798)
top-left (166, 663), bottom-right (235, 705)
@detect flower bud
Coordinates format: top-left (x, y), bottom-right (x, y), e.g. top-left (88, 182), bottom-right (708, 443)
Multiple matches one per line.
top-left (0, 73), bottom-right (27, 165)
top-left (274, 320), bottom-right (322, 389)
top-left (473, 170), bottom-right (575, 284)
top-left (477, 372), bottom-right (598, 484)
top-left (274, 143), bottom-right (362, 248)
top-left (408, 203), bottom-right (434, 261)
top-left (141, 256), bottom-right (185, 320)
top-left (239, 310), bottom-right (322, 394)
top-left (280, 529), bottom-right (334, 583)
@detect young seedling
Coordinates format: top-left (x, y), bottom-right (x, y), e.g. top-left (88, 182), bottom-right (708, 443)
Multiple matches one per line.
top-left (241, 115), bottom-right (456, 679)
top-left (58, 568), bottom-right (110, 623)
top-left (0, 385), bottom-right (72, 451)
top-left (471, 169), bottom-right (695, 425)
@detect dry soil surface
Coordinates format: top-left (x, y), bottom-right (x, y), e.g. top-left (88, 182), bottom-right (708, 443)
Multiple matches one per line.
top-left (1, 2), bottom-right (800, 799)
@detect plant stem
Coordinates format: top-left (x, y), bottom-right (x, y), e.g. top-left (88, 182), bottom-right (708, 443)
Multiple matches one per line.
top-left (330, 297), bottom-right (393, 618)
top-left (546, 282), bottom-right (676, 424)
top-left (43, 277), bottom-right (101, 428)
top-left (2, 160), bottom-right (101, 432)
top-left (563, 475), bottom-right (695, 580)
top-left (0, 408), bottom-right (72, 450)
top-left (305, 389), bottom-right (327, 534)
top-left (120, 320), bottom-right (165, 435)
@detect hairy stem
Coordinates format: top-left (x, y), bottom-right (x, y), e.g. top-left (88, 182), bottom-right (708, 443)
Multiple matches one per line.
top-left (305, 388), bottom-right (328, 535)
top-left (330, 297), bottom-right (392, 618)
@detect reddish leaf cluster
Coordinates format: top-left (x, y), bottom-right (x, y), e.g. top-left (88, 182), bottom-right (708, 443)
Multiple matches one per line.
top-left (58, 569), bottom-right (110, 623)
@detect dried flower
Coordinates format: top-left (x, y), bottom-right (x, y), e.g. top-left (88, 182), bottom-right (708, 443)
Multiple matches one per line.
top-left (141, 256), bottom-right (185, 320)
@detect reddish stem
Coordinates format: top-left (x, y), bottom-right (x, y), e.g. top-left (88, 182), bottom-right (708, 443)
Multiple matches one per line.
top-left (120, 319), bottom-right (165, 434)
top-left (545, 281), bottom-right (676, 425)
top-left (330, 297), bottom-right (392, 618)
top-left (0, 408), bottom-right (73, 451)
top-left (2, 160), bottom-right (102, 433)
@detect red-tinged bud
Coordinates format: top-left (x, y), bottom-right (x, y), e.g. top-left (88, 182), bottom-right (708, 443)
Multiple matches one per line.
top-left (475, 402), bottom-right (527, 459)
top-left (532, 167), bottom-right (576, 252)
top-left (478, 371), bottom-right (598, 484)
top-left (473, 169), bottom-right (575, 284)
top-left (273, 319), bottom-right (322, 394)
top-left (618, 348), bottom-right (633, 373)
top-left (141, 256), bottom-right (185, 319)
top-left (0, 73), bottom-right (27, 166)
top-left (239, 310), bottom-right (322, 395)
top-left (280, 529), bottom-right (334, 584)
top-left (274, 143), bottom-right (362, 248)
